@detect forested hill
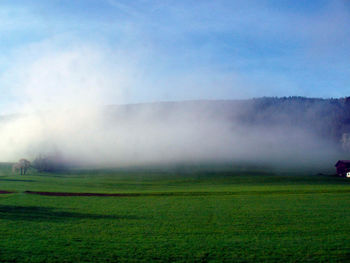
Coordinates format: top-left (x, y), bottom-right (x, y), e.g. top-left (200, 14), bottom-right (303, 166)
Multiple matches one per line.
top-left (105, 96), bottom-right (350, 149)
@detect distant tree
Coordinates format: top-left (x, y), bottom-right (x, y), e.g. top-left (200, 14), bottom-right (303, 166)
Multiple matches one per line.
top-left (19, 159), bottom-right (31, 175)
top-left (12, 159), bottom-right (31, 175)
top-left (12, 163), bottom-right (21, 174)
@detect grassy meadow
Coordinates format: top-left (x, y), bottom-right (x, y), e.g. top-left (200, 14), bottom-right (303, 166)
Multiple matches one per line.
top-left (0, 163), bottom-right (350, 262)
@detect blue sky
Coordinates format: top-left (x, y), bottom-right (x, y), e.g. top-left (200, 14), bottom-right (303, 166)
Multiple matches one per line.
top-left (0, 0), bottom-right (349, 112)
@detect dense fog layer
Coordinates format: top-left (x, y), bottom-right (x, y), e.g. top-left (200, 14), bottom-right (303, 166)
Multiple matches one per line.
top-left (0, 100), bottom-right (343, 170)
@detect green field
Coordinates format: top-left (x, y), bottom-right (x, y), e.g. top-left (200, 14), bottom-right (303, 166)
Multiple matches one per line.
top-left (1, 164), bottom-right (350, 262)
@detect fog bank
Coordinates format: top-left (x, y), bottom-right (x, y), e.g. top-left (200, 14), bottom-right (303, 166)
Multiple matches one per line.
top-left (0, 99), bottom-right (342, 170)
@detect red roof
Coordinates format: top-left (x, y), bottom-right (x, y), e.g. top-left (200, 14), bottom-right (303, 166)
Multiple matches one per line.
top-left (335, 160), bottom-right (350, 167)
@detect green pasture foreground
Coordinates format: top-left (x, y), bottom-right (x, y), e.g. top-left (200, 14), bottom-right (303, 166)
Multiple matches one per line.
top-left (1, 165), bottom-right (350, 262)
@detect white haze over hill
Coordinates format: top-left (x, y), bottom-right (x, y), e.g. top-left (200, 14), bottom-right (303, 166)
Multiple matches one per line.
top-left (0, 43), bottom-right (341, 170)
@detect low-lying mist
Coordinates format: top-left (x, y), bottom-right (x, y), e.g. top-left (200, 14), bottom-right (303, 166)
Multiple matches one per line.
top-left (0, 100), bottom-right (343, 171)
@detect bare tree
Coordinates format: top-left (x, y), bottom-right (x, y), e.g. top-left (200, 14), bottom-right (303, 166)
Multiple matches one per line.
top-left (12, 163), bottom-right (21, 174)
top-left (12, 159), bottom-right (31, 175)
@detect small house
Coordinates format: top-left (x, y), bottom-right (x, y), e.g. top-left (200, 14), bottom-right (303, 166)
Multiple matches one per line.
top-left (335, 160), bottom-right (350, 177)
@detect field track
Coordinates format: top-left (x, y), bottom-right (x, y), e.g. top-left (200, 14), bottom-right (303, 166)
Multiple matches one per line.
top-left (0, 190), bottom-right (14, 194)
top-left (1, 188), bottom-right (350, 196)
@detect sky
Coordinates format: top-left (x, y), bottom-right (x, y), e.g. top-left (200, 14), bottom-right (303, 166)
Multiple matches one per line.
top-left (0, 0), bottom-right (349, 113)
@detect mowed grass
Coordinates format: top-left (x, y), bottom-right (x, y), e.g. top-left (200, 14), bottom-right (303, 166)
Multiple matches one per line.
top-left (0, 164), bottom-right (350, 262)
